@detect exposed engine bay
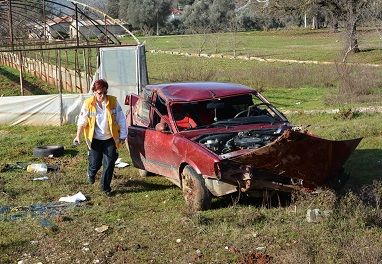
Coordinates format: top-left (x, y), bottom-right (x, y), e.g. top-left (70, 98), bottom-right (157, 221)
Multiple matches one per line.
top-left (197, 127), bottom-right (285, 155)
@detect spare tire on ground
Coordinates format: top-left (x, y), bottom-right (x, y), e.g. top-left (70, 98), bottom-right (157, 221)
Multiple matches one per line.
top-left (33, 145), bottom-right (65, 157)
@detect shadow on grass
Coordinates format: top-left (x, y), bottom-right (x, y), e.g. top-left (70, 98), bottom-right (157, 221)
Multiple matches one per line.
top-left (212, 191), bottom-right (292, 210)
top-left (64, 149), bottom-right (79, 157)
top-left (359, 48), bottom-right (382, 53)
top-left (345, 149), bottom-right (382, 186)
top-left (112, 148), bottom-right (380, 209)
top-left (0, 67), bottom-right (47, 95)
top-left (114, 178), bottom-right (175, 195)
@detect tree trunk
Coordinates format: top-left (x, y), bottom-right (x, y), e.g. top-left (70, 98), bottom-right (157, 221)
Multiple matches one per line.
top-left (304, 13), bottom-right (307, 28)
top-left (312, 16), bottom-right (317, 29)
top-left (342, 21), bottom-right (360, 62)
top-left (348, 22), bottom-right (360, 53)
top-left (331, 17), bottom-right (339, 32)
top-left (156, 13), bottom-right (159, 36)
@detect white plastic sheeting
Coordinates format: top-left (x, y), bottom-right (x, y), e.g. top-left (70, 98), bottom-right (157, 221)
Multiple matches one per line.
top-left (0, 45), bottom-right (147, 126)
top-left (97, 45), bottom-right (148, 112)
top-left (0, 93), bottom-right (91, 126)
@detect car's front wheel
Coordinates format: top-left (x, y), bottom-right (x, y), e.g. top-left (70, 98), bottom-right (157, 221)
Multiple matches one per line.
top-left (181, 165), bottom-right (211, 211)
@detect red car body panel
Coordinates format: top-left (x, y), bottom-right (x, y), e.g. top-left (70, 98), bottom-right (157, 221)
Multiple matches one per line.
top-left (126, 82), bottom-right (361, 196)
top-left (222, 130), bottom-right (362, 186)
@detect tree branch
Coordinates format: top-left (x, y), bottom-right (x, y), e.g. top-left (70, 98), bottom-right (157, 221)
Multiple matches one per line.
top-left (235, 0), bottom-right (269, 12)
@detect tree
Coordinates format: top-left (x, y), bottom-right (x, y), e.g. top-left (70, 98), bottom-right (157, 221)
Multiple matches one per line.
top-left (107, 0), bottom-right (120, 18)
top-left (210, 0), bottom-right (235, 31)
top-left (126, 0), bottom-right (171, 35)
top-left (78, 0), bottom-right (108, 13)
top-left (119, 0), bottom-right (129, 20)
top-left (319, 0), bottom-right (373, 57)
top-left (179, 0), bottom-right (196, 6)
top-left (264, 0), bottom-right (305, 28)
top-left (368, 0), bottom-right (382, 42)
top-left (182, 0), bottom-right (213, 33)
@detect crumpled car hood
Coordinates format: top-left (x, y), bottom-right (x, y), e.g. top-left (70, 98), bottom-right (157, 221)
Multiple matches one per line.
top-left (220, 129), bottom-right (362, 186)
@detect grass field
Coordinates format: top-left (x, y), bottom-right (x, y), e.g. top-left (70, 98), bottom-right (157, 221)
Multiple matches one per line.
top-left (0, 111), bottom-right (381, 263)
top-left (138, 29), bottom-right (382, 64)
top-left (0, 66), bottom-right (59, 96)
top-left (146, 52), bottom-right (382, 109)
top-left (1, 28), bottom-right (382, 263)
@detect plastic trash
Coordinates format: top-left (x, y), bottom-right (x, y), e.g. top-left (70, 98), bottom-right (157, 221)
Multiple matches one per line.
top-left (306, 208), bottom-right (333, 223)
top-left (59, 192), bottom-right (86, 203)
top-left (115, 158), bottom-right (129, 168)
top-left (32, 176), bottom-right (49, 181)
top-left (27, 163), bottom-right (48, 174)
top-left (95, 225), bottom-right (109, 233)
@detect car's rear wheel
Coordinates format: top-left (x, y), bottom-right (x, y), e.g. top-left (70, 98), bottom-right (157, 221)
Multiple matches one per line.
top-left (181, 165), bottom-right (211, 211)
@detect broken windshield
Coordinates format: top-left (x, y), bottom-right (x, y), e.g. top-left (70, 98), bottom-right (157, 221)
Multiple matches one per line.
top-left (171, 94), bottom-right (287, 131)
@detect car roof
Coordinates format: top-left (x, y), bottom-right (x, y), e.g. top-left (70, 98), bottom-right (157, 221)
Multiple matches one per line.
top-left (144, 82), bottom-right (257, 102)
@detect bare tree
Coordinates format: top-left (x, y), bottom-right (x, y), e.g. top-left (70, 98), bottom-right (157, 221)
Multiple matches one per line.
top-left (182, 0), bottom-right (214, 55)
top-left (319, 0), bottom-right (373, 58)
top-left (366, 0), bottom-right (382, 47)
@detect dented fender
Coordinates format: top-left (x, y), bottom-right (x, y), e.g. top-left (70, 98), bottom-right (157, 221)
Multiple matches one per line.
top-left (222, 130), bottom-right (362, 186)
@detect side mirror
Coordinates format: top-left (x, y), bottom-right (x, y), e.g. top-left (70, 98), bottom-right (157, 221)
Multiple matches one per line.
top-left (124, 95), bottom-right (130, 105)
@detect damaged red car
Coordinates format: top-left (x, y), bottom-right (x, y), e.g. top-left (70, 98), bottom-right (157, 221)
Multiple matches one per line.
top-left (125, 82), bottom-right (361, 211)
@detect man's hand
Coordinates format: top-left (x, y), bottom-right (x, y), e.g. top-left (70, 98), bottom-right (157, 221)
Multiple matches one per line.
top-left (73, 137), bottom-right (80, 146)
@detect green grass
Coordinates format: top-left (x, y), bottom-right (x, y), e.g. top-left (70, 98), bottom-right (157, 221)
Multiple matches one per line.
top-left (136, 28), bottom-right (382, 64)
top-left (1, 29), bottom-right (382, 263)
top-left (288, 112), bottom-right (382, 184)
top-left (146, 52), bottom-right (382, 109)
top-left (0, 66), bottom-right (61, 96)
top-left (0, 111), bottom-right (382, 263)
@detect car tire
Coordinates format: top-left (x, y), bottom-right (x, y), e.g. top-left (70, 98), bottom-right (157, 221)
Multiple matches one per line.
top-left (181, 165), bottom-right (211, 211)
top-left (33, 145), bottom-right (65, 157)
top-left (138, 169), bottom-right (154, 177)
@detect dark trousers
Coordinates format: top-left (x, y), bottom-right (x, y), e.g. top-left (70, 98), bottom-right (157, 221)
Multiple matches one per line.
top-left (88, 138), bottom-right (118, 192)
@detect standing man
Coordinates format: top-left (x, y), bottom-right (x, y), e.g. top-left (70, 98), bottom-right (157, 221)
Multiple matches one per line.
top-left (73, 79), bottom-right (127, 196)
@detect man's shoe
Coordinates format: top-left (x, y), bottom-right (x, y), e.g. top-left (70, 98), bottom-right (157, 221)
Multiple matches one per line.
top-left (87, 174), bottom-right (95, 184)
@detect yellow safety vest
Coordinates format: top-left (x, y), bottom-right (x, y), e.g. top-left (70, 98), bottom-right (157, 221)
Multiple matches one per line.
top-left (83, 95), bottom-right (122, 148)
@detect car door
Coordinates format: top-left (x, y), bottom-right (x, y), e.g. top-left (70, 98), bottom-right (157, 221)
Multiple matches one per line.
top-left (128, 94), bottom-right (181, 182)
top-left (127, 94), bottom-right (151, 169)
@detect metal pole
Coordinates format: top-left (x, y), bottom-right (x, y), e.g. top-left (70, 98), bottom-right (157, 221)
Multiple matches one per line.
top-left (75, 4), bottom-right (80, 47)
top-left (19, 51), bottom-right (24, 95)
top-left (43, 0), bottom-right (47, 44)
top-left (58, 49), bottom-right (63, 125)
top-left (74, 49), bottom-right (78, 92)
top-left (104, 14), bottom-right (108, 44)
top-left (83, 49), bottom-right (89, 92)
top-left (8, 0), bottom-right (14, 50)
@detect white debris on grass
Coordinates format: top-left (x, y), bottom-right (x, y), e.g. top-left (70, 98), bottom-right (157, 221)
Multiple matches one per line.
top-left (306, 208), bottom-right (332, 223)
top-left (256, 246), bottom-right (266, 251)
top-left (82, 247), bottom-right (90, 252)
top-left (58, 192), bottom-right (86, 203)
top-left (95, 225), bottom-right (109, 233)
top-left (115, 158), bottom-right (129, 168)
top-left (32, 176), bottom-right (49, 181)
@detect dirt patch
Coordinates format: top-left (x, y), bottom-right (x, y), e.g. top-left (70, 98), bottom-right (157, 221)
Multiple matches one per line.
top-left (237, 251), bottom-right (272, 264)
